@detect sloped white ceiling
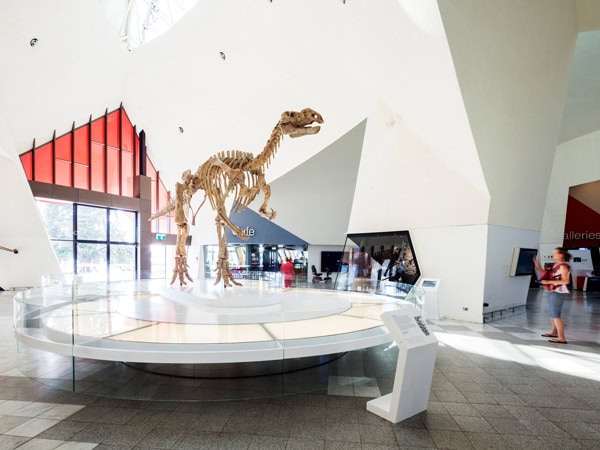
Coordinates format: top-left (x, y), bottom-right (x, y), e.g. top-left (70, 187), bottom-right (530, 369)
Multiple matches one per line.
top-left (559, 31), bottom-right (600, 143)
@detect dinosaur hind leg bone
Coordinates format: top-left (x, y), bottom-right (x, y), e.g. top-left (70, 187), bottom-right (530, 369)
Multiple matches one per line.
top-left (213, 213), bottom-right (242, 288)
top-left (171, 222), bottom-right (193, 286)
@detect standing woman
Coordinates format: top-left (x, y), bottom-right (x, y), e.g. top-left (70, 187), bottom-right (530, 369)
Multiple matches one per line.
top-left (534, 247), bottom-right (571, 344)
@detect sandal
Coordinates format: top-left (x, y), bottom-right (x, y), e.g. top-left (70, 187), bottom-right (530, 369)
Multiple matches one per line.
top-left (541, 333), bottom-right (558, 338)
top-left (548, 339), bottom-right (568, 344)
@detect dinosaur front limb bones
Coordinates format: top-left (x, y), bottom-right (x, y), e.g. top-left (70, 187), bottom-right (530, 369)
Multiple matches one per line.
top-left (256, 174), bottom-right (276, 220)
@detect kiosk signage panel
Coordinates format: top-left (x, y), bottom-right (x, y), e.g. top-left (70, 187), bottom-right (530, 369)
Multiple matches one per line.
top-left (367, 307), bottom-right (438, 424)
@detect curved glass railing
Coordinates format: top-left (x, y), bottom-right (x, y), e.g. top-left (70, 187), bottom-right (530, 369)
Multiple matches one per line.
top-left (13, 275), bottom-right (424, 401)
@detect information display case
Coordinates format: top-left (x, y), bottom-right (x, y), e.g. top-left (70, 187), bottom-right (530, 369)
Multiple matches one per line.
top-left (335, 231), bottom-right (421, 297)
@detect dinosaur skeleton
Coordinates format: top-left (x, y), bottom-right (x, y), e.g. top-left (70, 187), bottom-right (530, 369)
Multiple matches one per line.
top-left (150, 108), bottom-right (323, 287)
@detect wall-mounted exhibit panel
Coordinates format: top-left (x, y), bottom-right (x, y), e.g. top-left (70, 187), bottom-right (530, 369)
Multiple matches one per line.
top-left (335, 231), bottom-right (421, 296)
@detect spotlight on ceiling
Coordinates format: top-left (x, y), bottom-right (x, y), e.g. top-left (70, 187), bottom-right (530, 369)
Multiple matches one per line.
top-left (30, 38), bottom-right (38, 47)
top-left (178, 127), bottom-right (184, 134)
top-left (219, 51), bottom-right (226, 60)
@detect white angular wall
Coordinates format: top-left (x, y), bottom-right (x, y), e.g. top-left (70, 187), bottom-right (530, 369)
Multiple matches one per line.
top-left (0, 118), bottom-right (60, 288)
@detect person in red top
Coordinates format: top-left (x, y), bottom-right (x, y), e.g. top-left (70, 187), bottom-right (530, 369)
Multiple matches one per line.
top-left (280, 258), bottom-right (295, 288)
top-left (534, 247), bottom-right (571, 344)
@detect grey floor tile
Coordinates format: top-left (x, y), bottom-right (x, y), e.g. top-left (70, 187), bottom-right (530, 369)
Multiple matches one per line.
top-left (54, 442), bottom-right (99, 450)
top-left (134, 426), bottom-right (182, 448)
top-left (70, 423), bottom-right (120, 443)
top-left (285, 437), bottom-right (324, 449)
top-left (555, 420), bottom-right (600, 441)
top-left (520, 419), bottom-right (571, 437)
top-left (323, 423), bottom-right (360, 443)
top-left (486, 417), bottom-right (533, 435)
top-left (537, 435), bottom-right (588, 449)
top-left (12, 438), bottom-right (64, 450)
top-left (393, 427), bottom-right (435, 447)
top-left (472, 404), bottom-right (512, 419)
top-left (323, 441), bottom-right (361, 450)
top-left (173, 431), bottom-right (219, 450)
top-left (429, 430), bottom-right (474, 449)
top-left (67, 408), bottom-right (115, 424)
top-left (289, 422), bottom-right (326, 440)
top-left (422, 413), bottom-right (460, 431)
top-left (442, 402), bottom-right (482, 417)
top-left (452, 415), bottom-right (495, 433)
top-left (5, 418), bottom-right (61, 437)
top-left (248, 435), bottom-right (288, 449)
top-left (36, 420), bottom-right (89, 441)
top-left (101, 424), bottom-right (152, 446)
top-left (358, 424), bottom-right (397, 445)
top-left (0, 414), bottom-right (31, 433)
top-left (210, 432), bottom-right (253, 449)
top-left (464, 432), bottom-right (508, 450)
top-left (0, 435), bottom-right (31, 450)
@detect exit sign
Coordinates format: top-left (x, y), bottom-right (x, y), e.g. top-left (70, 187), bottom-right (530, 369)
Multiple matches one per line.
top-left (156, 234), bottom-right (167, 241)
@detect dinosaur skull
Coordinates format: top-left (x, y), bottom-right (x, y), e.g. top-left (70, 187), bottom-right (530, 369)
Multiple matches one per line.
top-left (280, 108), bottom-right (324, 138)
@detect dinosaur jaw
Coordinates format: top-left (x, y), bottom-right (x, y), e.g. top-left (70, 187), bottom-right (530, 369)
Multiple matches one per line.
top-left (280, 108), bottom-right (324, 138)
top-left (289, 124), bottom-right (321, 138)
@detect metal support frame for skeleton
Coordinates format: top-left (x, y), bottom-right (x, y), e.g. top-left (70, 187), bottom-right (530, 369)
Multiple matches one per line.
top-left (150, 108), bottom-right (323, 287)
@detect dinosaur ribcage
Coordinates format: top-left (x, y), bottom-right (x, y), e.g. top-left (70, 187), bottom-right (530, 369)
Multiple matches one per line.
top-left (194, 151), bottom-right (260, 213)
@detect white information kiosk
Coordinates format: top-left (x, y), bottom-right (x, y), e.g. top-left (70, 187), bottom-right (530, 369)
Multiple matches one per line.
top-left (367, 307), bottom-right (438, 423)
top-left (417, 278), bottom-right (441, 320)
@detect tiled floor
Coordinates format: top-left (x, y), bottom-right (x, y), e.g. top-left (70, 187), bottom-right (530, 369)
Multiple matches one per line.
top-left (0, 287), bottom-right (598, 449)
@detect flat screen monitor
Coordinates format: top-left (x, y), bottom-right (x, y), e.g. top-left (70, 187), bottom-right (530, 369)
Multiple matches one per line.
top-left (321, 251), bottom-right (343, 273)
top-left (509, 248), bottom-right (538, 276)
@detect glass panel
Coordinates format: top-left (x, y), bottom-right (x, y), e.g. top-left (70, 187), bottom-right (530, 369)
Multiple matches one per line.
top-left (37, 199), bottom-right (73, 240)
top-left (74, 125), bottom-right (89, 164)
top-left (55, 134), bottom-right (71, 161)
top-left (91, 142), bottom-right (105, 192)
top-left (34, 143), bottom-right (53, 183)
top-left (107, 146), bottom-right (120, 195)
top-left (20, 152), bottom-right (33, 180)
top-left (107, 110), bottom-right (120, 148)
top-left (77, 205), bottom-right (107, 241)
top-left (51, 241), bottom-right (74, 275)
top-left (121, 110), bottom-right (134, 152)
top-left (109, 244), bottom-right (135, 281)
top-left (335, 231), bottom-right (420, 297)
top-left (91, 116), bottom-right (105, 143)
top-left (74, 163), bottom-right (89, 190)
top-left (55, 159), bottom-right (71, 187)
top-left (110, 210), bottom-right (136, 243)
top-left (76, 243), bottom-right (107, 282)
top-left (121, 151), bottom-right (134, 197)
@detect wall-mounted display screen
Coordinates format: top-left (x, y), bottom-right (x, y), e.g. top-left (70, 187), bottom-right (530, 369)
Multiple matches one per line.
top-left (509, 247), bottom-right (538, 276)
top-left (321, 251), bottom-right (343, 273)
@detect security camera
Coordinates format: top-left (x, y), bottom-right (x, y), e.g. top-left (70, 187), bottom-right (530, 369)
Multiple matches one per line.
top-left (30, 38), bottom-right (38, 47)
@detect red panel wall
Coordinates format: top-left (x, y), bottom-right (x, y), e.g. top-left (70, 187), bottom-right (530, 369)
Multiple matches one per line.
top-left (18, 106), bottom-right (163, 203)
top-left (563, 195), bottom-right (600, 248)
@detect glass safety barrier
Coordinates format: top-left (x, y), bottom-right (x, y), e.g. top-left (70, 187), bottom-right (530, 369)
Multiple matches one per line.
top-left (13, 275), bottom-right (422, 402)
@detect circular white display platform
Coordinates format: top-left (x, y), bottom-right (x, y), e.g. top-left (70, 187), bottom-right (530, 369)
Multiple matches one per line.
top-left (114, 286), bottom-right (352, 324)
top-left (14, 280), bottom-right (418, 365)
